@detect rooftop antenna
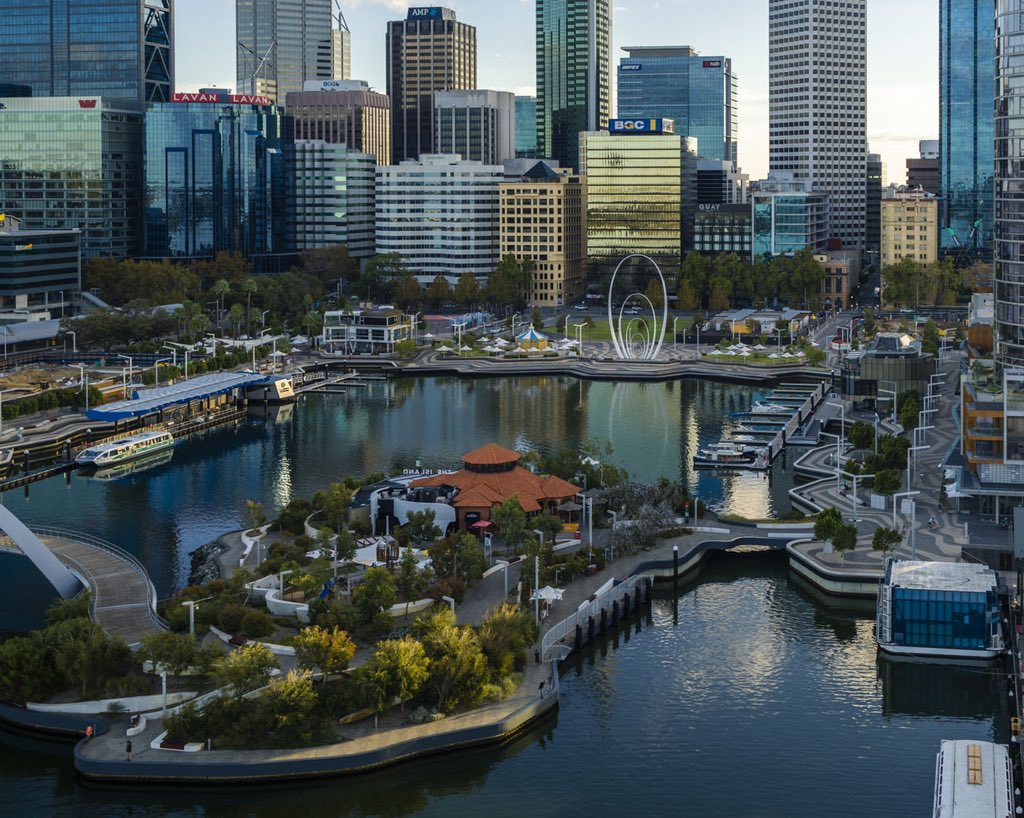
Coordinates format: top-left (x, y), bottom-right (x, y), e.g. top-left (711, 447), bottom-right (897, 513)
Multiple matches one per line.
top-left (237, 39), bottom-right (276, 95)
top-left (333, 1), bottom-right (349, 32)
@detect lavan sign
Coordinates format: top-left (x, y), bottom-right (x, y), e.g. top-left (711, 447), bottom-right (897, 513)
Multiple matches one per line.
top-left (609, 118), bottom-right (675, 135)
top-left (171, 92), bottom-right (272, 106)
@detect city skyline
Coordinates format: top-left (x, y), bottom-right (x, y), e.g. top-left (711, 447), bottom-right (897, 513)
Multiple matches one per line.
top-left (177, 0), bottom-right (937, 179)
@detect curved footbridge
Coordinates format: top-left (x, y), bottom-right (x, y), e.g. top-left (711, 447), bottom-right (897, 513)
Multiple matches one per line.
top-left (0, 505), bottom-right (165, 647)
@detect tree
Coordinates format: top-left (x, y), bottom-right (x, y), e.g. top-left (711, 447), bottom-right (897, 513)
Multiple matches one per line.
top-left (847, 421), bottom-right (875, 452)
top-left (318, 482), bottom-right (353, 532)
top-left (395, 339), bottom-right (417, 358)
top-left (872, 526), bottom-right (902, 556)
top-left (355, 636), bottom-right (430, 717)
top-left (862, 306), bottom-right (876, 337)
top-left (394, 275), bottom-right (423, 312)
top-left (477, 602), bottom-right (538, 677)
top-left (139, 631), bottom-right (199, 685)
top-left (532, 513), bottom-right (563, 545)
top-left (360, 253), bottom-right (407, 302)
top-left (293, 626), bottom-right (356, 678)
top-left (46, 617), bottom-right (130, 698)
top-left (813, 506), bottom-right (843, 543)
top-left (644, 278), bottom-right (664, 310)
top-left (831, 522), bottom-right (858, 563)
top-left (407, 509), bottom-right (441, 544)
top-left (487, 255), bottom-right (532, 309)
top-left (211, 279), bottom-right (232, 326)
top-left (454, 272), bottom-right (481, 307)
top-left (426, 274), bottom-right (451, 310)
top-left (676, 280), bottom-right (700, 311)
top-left (245, 499), bottom-right (266, 533)
top-left (213, 642), bottom-right (279, 701)
top-left (490, 496), bottom-right (527, 556)
top-left (414, 608), bottom-right (488, 713)
top-left (227, 302), bottom-right (245, 338)
top-left (353, 566), bottom-right (397, 624)
top-left (898, 389), bottom-right (921, 431)
top-left (921, 319), bottom-right (941, 356)
top-left (0, 633), bottom-right (55, 703)
top-left (871, 468), bottom-right (901, 496)
top-left (258, 670), bottom-right (321, 746)
top-left (530, 307), bottom-right (545, 329)
top-left (397, 547), bottom-right (426, 601)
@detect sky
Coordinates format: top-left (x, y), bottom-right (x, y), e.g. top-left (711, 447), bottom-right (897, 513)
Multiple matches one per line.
top-left (178, 0), bottom-right (938, 182)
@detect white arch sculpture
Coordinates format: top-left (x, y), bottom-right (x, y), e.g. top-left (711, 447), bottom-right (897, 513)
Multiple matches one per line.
top-left (607, 254), bottom-right (669, 360)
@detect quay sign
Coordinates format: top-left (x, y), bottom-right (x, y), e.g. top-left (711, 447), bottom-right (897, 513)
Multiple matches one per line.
top-left (609, 118), bottom-right (675, 135)
top-left (170, 92), bottom-right (272, 106)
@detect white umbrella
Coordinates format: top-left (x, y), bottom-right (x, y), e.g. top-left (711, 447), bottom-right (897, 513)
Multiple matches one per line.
top-left (512, 346), bottom-right (527, 354)
top-left (722, 349), bottom-right (736, 356)
top-left (435, 344), bottom-right (453, 353)
top-left (423, 332), bottom-right (434, 340)
top-left (752, 344), bottom-right (768, 350)
top-left (269, 350), bottom-right (287, 358)
top-left (530, 585), bottom-right (564, 602)
top-left (739, 349), bottom-right (752, 356)
top-left (494, 338), bottom-right (511, 347)
top-left (459, 345), bottom-right (473, 353)
top-left (478, 336), bottom-right (490, 344)
top-left (768, 352), bottom-right (781, 359)
top-left (528, 346), bottom-right (543, 354)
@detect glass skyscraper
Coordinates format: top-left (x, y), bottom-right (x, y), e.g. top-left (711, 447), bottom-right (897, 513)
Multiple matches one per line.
top-left (143, 100), bottom-right (290, 263)
top-left (536, 0), bottom-right (612, 173)
top-left (0, 0), bottom-right (173, 102)
top-left (996, 2), bottom-right (1024, 369)
top-left (940, 0), bottom-right (994, 255)
top-left (0, 96), bottom-right (145, 258)
top-left (514, 96), bottom-right (538, 158)
top-left (237, 0), bottom-right (347, 104)
top-left (617, 46), bottom-right (737, 165)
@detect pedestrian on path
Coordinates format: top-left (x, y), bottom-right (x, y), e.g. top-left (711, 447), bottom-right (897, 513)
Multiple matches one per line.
top-left (126, 739), bottom-right (133, 762)
top-left (534, 649), bottom-right (540, 665)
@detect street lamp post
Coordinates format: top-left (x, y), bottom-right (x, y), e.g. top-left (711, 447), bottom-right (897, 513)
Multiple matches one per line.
top-left (573, 323), bottom-right (585, 357)
top-left (67, 330), bottom-right (76, 354)
top-left (152, 357), bottom-right (172, 387)
top-left (115, 354), bottom-right (133, 399)
top-left (826, 401), bottom-right (846, 489)
top-left (878, 380), bottom-right (898, 427)
top-left (673, 316), bottom-right (683, 350)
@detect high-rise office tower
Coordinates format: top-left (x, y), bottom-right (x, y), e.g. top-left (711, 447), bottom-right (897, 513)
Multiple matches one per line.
top-left (768, 0), bottom-right (867, 248)
top-left (866, 153), bottom-right (885, 252)
top-left (907, 140), bottom-right (940, 195)
top-left (386, 7), bottom-right (477, 163)
top-left (237, 0), bottom-right (347, 104)
top-left (618, 46), bottom-right (738, 165)
top-left (286, 80), bottom-right (391, 164)
top-left (941, 0), bottom-right (994, 255)
top-left (434, 90), bottom-right (515, 165)
top-left (996, 2), bottom-right (1024, 369)
top-left (0, 0), bottom-right (173, 102)
top-left (515, 96), bottom-right (538, 158)
top-left (536, 0), bottom-right (612, 173)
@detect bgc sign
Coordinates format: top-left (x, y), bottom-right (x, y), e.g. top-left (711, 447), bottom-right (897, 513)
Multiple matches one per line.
top-left (609, 118), bottom-right (675, 135)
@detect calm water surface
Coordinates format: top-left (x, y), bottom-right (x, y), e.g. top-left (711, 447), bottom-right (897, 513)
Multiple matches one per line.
top-left (0, 553), bottom-right (1007, 816)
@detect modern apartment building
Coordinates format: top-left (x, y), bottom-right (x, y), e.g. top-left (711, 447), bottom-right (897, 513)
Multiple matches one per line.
top-left (288, 141), bottom-right (375, 258)
top-left (0, 96), bottom-right (145, 258)
top-left (285, 80), bottom-right (391, 164)
top-left (941, 0), bottom-right (993, 255)
top-left (768, 0), bottom-right (867, 248)
top-left (617, 46), bottom-right (737, 165)
top-left (386, 7), bottom-right (477, 163)
top-left (536, 0), bottom-right (612, 173)
top-left (751, 177), bottom-right (831, 259)
top-left (143, 95), bottom-right (290, 265)
top-left (375, 154), bottom-right (502, 284)
top-left (880, 187), bottom-right (939, 269)
top-left (0, 0), bottom-right (173, 102)
top-left (236, 0), bottom-right (347, 103)
top-left (500, 162), bottom-right (586, 308)
top-left (580, 121), bottom-right (696, 277)
top-left (434, 90), bottom-right (515, 165)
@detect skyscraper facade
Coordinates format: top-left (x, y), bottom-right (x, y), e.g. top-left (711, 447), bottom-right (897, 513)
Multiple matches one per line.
top-left (514, 96), bottom-right (538, 158)
top-left (237, 0), bottom-right (345, 104)
top-left (617, 46), bottom-right (738, 165)
top-left (0, 96), bottom-right (145, 258)
top-left (536, 0), bottom-right (612, 173)
top-left (286, 80), bottom-right (391, 164)
top-left (866, 153), bottom-right (885, 252)
top-left (386, 7), bottom-right (477, 164)
top-left (143, 97), bottom-right (290, 263)
top-left (995, 2), bottom-right (1024, 369)
top-left (940, 0), bottom-right (994, 255)
top-left (0, 0), bottom-right (173, 102)
top-left (768, 0), bottom-right (866, 248)
top-left (434, 90), bottom-right (515, 165)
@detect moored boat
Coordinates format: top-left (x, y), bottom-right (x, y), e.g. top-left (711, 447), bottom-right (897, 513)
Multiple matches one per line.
top-left (75, 430), bottom-right (174, 469)
top-left (932, 739), bottom-right (1012, 818)
top-left (693, 442), bottom-right (769, 470)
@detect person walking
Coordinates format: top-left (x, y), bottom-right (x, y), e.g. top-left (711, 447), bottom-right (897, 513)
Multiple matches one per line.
top-left (126, 739), bottom-right (132, 762)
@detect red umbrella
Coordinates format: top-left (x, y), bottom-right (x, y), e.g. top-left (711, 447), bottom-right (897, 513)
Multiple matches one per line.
top-left (469, 520), bottom-right (494, 529)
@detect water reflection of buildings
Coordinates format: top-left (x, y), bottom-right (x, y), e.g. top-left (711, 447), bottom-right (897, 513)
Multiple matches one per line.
top-left (494, 376), bottom-right (587, 452)
top-left (878, 658), bottom-right (1009, 729)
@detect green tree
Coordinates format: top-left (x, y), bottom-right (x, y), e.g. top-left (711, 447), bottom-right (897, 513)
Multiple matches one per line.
top-left (831, 522), bottom-right (858, 563)
top-left (477, 602), bottom-right (538, 677)
top-left (898, 389), bottom-right (921, 432)
top-left (454, 272), bottom-right (481, 307)
top-left (921, 319), bottom-right (941, 356)
top-left (407, 509), bottom-right (441, 544)
top-left (862, 306), bottom-right (876, 337)
top-left (487, 255), bottom-right (532, 309)
top-left (678, 252), bottom-right (709, 305)
top-left (532, 513), bottom-right (563, 545)
top-left (872, 526), bottom-right (902, 556)
top-left (353, 566), bottom-right (397, 624)
top-left (0, 633), bottom-right (55, 702)
top-left (293, 626), bottom-right (356, 678)
top-left (360, 253), bottom-right (407, 302)
top-left (227, 302), bottom-right (246, 338)
top-left (490, 496), bottom-right (527, 556)
top-left (847, 421), bottom-right (875, 452)
top-left (414, 608), bottom-right (488, 713)
top-left (45, 592), bottom-right (91, 626)
top-left (211, 279), bottom-right (232, 325)
top-left (45, 617), bottom-right (130, 698)
top-left (139, 631), bottom-right (199, 685)
top-left (397, 547), bottom-right (425, 601)
top-left (813, 506), bottom-right (843, 543)
top-left (355, 636), bottom-right (430, 716)
top-left (644, 278), bottom-right (664, 310)
top-left (245, 499), bottom-right (266, 532)
top-left (213, 642), bottom-right (279, 701)
top-left (257, 670), bottom-right (321, 746)
top-left (871, 468), bottom-right (901, 496)
top-left (318, 482), bottom-right (353, 532)
top-left (394, 275), bottom-right (422, 312)
top-left (676, 280), bottom-right (700, 311)
top-left (426, 274), bottom-right (451, 310)
top-left (395, 339), bottom-right (417, 358)
top-left (530, 307), bottom-right (545, 329)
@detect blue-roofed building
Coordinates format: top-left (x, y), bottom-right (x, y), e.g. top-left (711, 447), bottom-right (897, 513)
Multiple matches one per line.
top-left (86, 371), bottom-right (272, 422)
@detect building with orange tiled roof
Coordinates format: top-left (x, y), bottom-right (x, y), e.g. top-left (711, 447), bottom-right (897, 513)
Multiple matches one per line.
top-left (409, 443), bottom-right (579, 530)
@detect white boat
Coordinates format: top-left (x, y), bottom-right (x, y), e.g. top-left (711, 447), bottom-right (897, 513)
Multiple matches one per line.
top-left (246, 377), bottom-right (296, 404)
top-left (84, 449), bottom-right (173, 481)
top-left (75, 430), bottom-right (174, 468)
top-left (932, 739), bottom-right (1012, 818)
top-left (693, 442), bottom-right (768, 470)
top-left (750, 401), bottom-right (791, 414)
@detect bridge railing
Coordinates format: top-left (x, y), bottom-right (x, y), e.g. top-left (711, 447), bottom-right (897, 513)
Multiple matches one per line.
top-left (541, 573), bottom-right (648, 661)
top-left (30, 526), bottom-right (168, 631)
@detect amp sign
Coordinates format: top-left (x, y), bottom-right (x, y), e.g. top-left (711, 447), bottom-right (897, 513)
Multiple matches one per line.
top-left (407, 7), bottom-right (442, 19)
top-left (609, 118), bottom-right (675, 135)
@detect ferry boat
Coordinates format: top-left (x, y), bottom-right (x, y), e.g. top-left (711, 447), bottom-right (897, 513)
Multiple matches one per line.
top-left (75, 430), bottom-right (174, 469)
top-left (750, 401), bottom-right (792, 414)
top-left (246, 376), bottom-right (296, 404)
top-left (932, 739), bottom-right (1013, 818)
top-left (876, 559), bottom-right (1006, 662)
top-left (83, 449), bottom-right (173, 481)
top-left (693, 442), bottom-right (768, 470)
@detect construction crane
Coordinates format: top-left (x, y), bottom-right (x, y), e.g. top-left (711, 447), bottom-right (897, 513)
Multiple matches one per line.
top-left (945, 219), bottom-right (983, 267)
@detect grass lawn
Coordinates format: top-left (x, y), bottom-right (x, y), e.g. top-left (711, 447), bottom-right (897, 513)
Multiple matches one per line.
top-left (554, 316), bottom-right (693, 343)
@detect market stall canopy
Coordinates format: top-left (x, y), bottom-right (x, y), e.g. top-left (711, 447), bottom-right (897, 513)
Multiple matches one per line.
top-left (530, 585), bottom-right (564, 602)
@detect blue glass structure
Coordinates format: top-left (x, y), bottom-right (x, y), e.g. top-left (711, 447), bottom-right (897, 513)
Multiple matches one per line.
top-left (751, 189), bottom-right (830, 260)
top-left (143, 101), bottom-right (291, 263)
top-left (618, 46), bottom-right (737, 165)
top-left (940, 0), bottom-right (993, 255)
top-left (0, 0), bottom-right (173, 102)
top-left (515, 96), bottom-right (537, 158)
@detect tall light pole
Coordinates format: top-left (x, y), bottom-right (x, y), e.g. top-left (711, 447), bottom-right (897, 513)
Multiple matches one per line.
top-left (152, 357), bottom-right (172, 387)
top-left (66, 330), bottom-right (76, 354)
top-left (115, 354), bottom-right (134, 399)
top-left (573, 322), bottom-right (585, 357)
top-left (826, 401), bottom-right (845, 488)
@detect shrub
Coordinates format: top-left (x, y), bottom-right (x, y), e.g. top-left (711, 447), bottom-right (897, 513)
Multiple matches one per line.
top-left (427, 576), bottom-right (467, 605)
top-left (218, 604), bottom-right (246, 634)
top-left (240, 609), bottom-right (274, 639)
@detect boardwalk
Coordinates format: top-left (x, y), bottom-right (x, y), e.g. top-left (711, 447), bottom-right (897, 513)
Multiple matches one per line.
top-left (34, 528), bottom-right (165, 647)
